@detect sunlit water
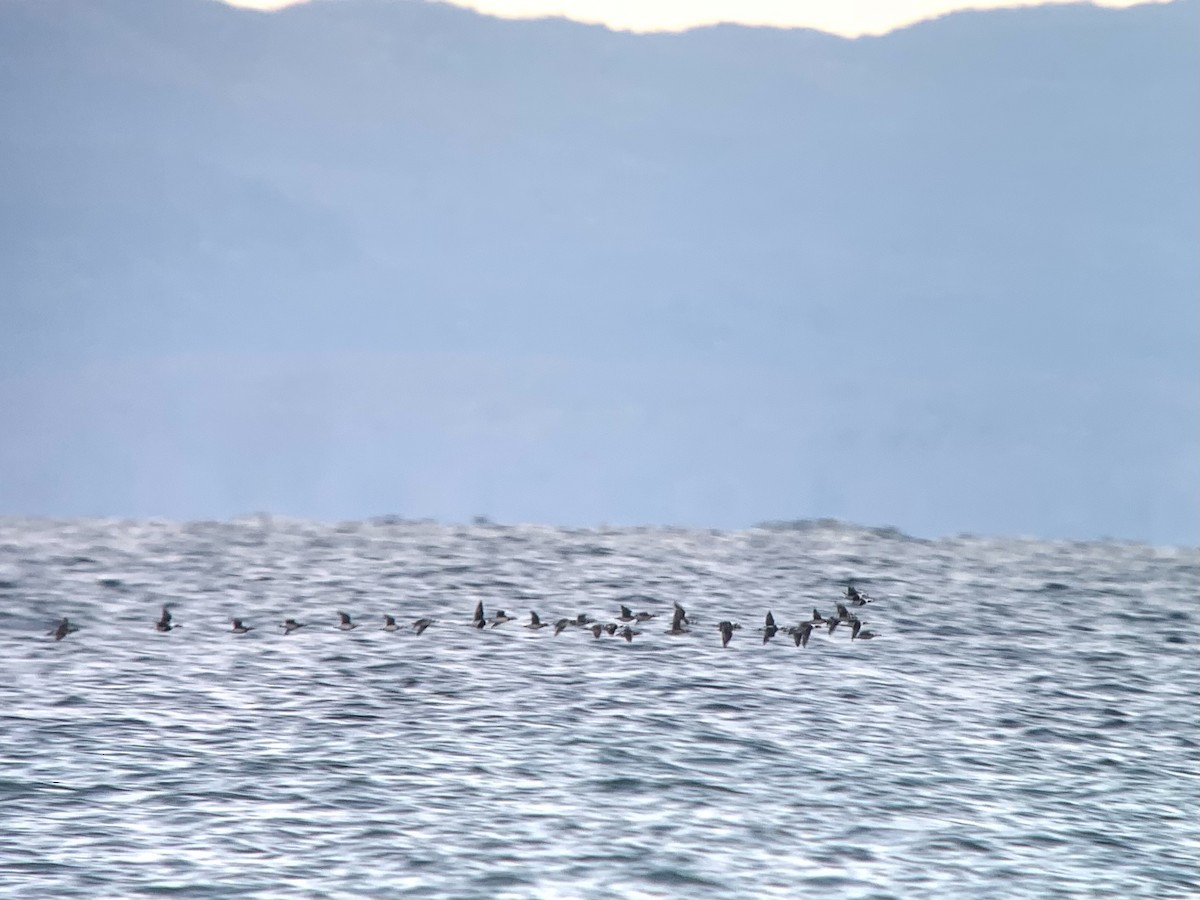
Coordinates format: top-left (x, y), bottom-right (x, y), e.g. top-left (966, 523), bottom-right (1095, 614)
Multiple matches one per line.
top-left (0, 517), bottom-right (1196, 898)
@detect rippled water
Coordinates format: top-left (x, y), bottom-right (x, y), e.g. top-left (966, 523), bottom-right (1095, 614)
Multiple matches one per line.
top-left (0, 517), bottom-right (1196, 898)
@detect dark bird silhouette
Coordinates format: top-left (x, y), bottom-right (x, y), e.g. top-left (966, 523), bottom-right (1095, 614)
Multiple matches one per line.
top-left (792, 622), bottom-right (813, 647)
top-left (281, 618), bottom-right (306, 634)
top-left (155, 606), bottom-right (178, 632)
top-left (472, 600), bottom-right (485, 626)
top-left (382, 615), bottom-right (399, 632)
top-left (412, 617), bottom-right (435, 635)
top-left (336, 611), bottom-right (358, 631)
top-left (525, 611), bottom-right (547, 630)
top-left (667, 604), bottom-right (690, 635)
top-left (618, 605), bottom-right (635, 621)
top-left (761, 611), bottom-right (778, 644)
top-left (231, 618), bottom-right (253, 634)
top-left (49, 617), bottom-right (73, 641)
top-left (718, 620), bottom-right (735, 648)
top-left (553, 618), bottom-right (571, 636)
top-left (620, 626), bottom-right (640, 642)
top-left (846, 585), bottom-right (874, 606)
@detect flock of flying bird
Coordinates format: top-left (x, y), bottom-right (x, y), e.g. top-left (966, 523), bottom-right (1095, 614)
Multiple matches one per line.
top-left (45, 586), bottom-right (882, 647)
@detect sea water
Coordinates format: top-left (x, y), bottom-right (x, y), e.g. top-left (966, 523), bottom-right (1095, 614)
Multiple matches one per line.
top-left (0, 517), bottom-right (1196, 898)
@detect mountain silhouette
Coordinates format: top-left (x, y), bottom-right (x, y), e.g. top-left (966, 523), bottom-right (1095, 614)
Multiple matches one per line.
top-left (0, 0), bottom-right (1195, 541)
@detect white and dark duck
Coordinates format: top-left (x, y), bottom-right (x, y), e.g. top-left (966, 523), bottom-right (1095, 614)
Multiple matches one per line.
top-left (382, 615), bottom-right (399, 632)
top-left (845, 585), bottom-right (874, 606)
top-left (280, 618), bottom-right (306, 634)
top-left (761, 611), bottom-right (779, 644)
top-left (230, 618), bottom-right (253, 634)
top-left (525, 611), bottom-right (547, 630)
top-left (336, 611), bottom-right (358, 631)
top-left (155, 606), bottom-right (179, 633)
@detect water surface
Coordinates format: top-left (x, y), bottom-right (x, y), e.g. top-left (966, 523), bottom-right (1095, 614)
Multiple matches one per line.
top-left (1, 517), bottom-right (1196, 898)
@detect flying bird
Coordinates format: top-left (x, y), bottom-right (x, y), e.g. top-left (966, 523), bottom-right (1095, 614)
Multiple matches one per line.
top-left (718, 620), bottom-right (735, 648)
top-left (761, 611), bottom-right (778, 644)
top-left (155, 606), bottom-right (178, 632)
top-left (49, 617), bottom-right (74, 641)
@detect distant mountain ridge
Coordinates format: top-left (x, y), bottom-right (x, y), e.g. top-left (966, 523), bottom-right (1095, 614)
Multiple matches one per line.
top-left (0, 0), bottom-right (1195, 542)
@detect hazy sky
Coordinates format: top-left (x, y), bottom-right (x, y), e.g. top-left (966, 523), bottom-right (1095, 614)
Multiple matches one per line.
top-left (220, 0), bottom-right (1165, 36)
top-left (4, 0), bottom-right (1194, 542)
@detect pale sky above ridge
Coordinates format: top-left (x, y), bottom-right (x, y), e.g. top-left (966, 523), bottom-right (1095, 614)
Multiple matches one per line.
top-left (218, 0), bottom-right (1167, 38)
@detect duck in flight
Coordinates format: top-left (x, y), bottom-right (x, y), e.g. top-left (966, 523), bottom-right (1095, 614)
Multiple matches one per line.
top-left (620, 625), bottom-right (640, 642)
top-left (49, 617), bottom-right (77, 641)
top-left (761, 611), bottom-right (779, 644)
top-left (230, 618), bottom-right (253, 634)
top-left (336, 611), bottom-right (358, 631)
top-left (280, 618), bottom-right (306, 634)
top-left (846, 585), bottom-right (874, 606)
top-left (472, 601), bottom-right (486, 629)
top-left (718, 620), bottom-right (736, 648)
top-left (412, 617), bottom-right (435, 635)
top-left (790, 621), bottom-right (813, 647)
top-left (553, 618), bottom-right (571, 636)
top-left (490, 610), bottom-right (514, 627)
top-left (666, 604), bottom-right (690, 635)
top-left (155, 606), bottom-right (179, 632)
top-left (525, 611), bottom-right (547, 630)
top-left (382, 615), bottom-right (399, 632)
